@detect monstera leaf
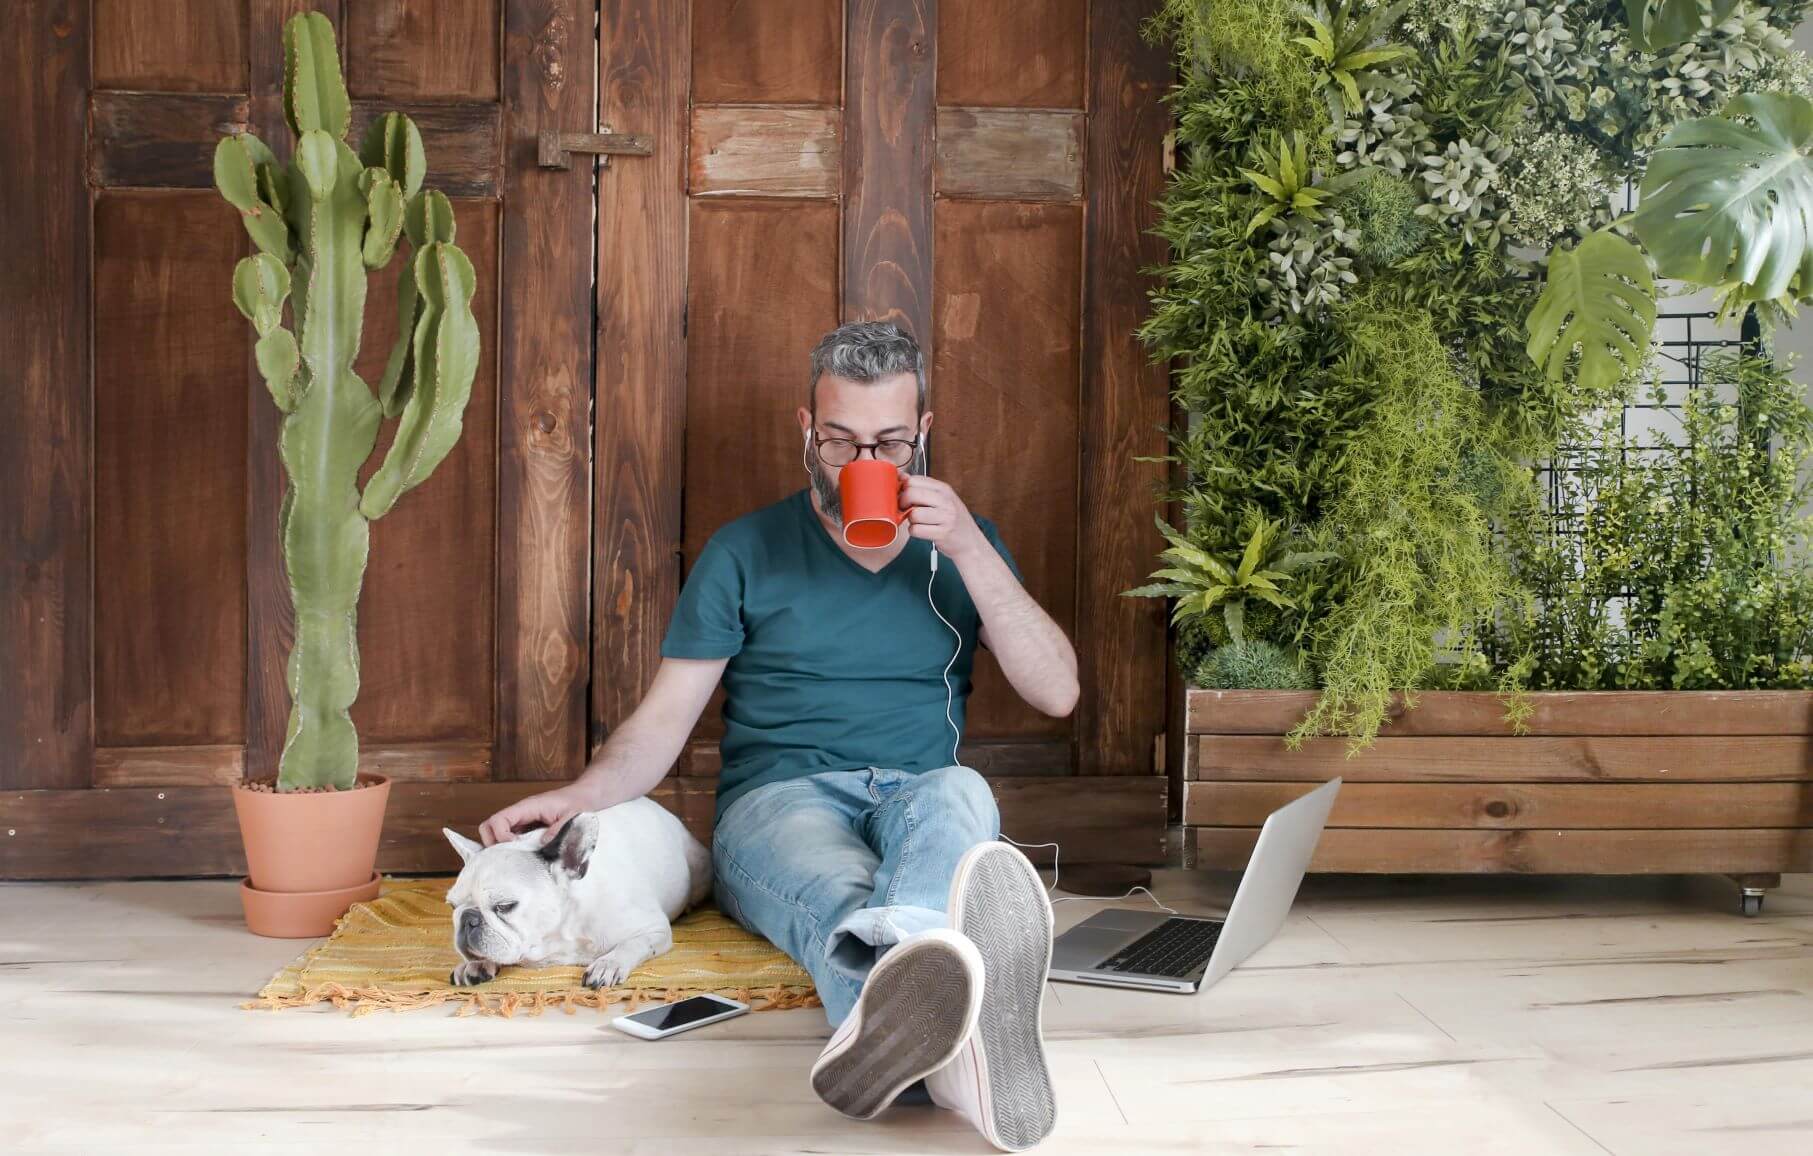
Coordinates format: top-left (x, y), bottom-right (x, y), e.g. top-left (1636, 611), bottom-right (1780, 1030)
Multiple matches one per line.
top-left (1527, 231), bottom-right (1657, 394)
top-left (1631, 92), bottom-right (1813, 315)
top-left (1626, 0), bottom-right (1740, 52)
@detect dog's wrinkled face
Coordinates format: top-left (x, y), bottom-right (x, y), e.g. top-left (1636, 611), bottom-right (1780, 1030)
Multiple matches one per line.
top-left (443, 816), bottom-right (597, 966)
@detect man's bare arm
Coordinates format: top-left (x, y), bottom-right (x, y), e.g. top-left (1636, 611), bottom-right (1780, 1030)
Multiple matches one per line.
top-left (957, 540), bottom-right (1079, 718)
top-left (478, 656), bottom-right (727, 844)
top-left (575, 656), bottom-right (728, 807)
top-left (898, 473), bottom-right (1080, 719)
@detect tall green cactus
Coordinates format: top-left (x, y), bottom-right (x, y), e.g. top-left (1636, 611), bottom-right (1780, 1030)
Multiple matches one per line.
top-left (216, 12), bottom-right (479, 791)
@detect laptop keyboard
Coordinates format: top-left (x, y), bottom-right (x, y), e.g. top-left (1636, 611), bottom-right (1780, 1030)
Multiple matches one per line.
top-left (1100, 917), bottom-right (1224, 978)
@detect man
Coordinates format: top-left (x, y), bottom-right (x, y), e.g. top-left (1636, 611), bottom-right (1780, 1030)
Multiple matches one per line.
top-left (479, 322), bottom-right (1079, 1150)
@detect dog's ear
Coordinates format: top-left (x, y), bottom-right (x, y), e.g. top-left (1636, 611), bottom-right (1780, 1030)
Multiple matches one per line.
top-left (537, 813), bottom-right (597, 879)
top-left (443, 827), bottom-right (484, 864)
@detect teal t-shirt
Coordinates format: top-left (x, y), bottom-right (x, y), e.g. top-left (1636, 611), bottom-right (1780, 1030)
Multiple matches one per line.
top-left (661, 488), bottom-right (1022, 821)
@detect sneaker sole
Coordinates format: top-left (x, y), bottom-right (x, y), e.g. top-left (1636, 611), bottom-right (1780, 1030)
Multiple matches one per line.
top-left (810, 937), bottom-right (981, 1120)
top-left (952, 844), bottom-right (1056, 1150)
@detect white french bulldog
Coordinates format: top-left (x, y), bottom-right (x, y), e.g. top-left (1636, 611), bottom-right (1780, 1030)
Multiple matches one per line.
top-left (441, 797), bottom-right (712, 989)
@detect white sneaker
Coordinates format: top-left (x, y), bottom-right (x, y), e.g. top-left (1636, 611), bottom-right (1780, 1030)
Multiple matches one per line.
top-left (927, 840), bottom-right (1057, 1150)
top-left (810, 927), bottom-right (985, 1120)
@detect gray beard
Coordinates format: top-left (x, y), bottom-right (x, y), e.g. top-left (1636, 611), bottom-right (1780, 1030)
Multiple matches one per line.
top-left (808, 459), bottom-right (842, 523)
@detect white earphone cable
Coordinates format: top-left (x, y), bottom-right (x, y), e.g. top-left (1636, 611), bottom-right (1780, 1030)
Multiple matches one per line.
top-left (928, 546), bottom-right (964, 769)
top-left (997, 833), bottom-right (1177, 914)
top-left (921, 502), bottom-right (1171, 915)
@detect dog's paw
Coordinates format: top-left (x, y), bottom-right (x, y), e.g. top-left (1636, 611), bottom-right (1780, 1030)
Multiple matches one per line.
top-left (583, 952), bottom-right (638, 989)
top-left (450, 959), bottom-right (498, 987)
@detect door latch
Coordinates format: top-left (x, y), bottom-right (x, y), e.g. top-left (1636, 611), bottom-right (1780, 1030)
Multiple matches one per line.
top-left (537, 128), bottom-right (654, 170)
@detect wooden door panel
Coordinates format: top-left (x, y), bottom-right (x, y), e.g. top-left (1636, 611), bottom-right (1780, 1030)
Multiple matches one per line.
top-left (682, 198), bottom-right (842, 566)
top-left (932, 200), bottom-right (1082, 741)
top-left (928, 5), bottom-right (1089, 750)
top-left (692, 0), bottom-right (842, 104)
top-left (92, 192), bottom-right (249, 749)
top-left (88, 92), bottom-right (252, 190)
top-left (934, 108), bottom-right (1085, 202)
top-left (7, 0), bottom-right (94, 790)
top-left (592, 0), bottom-right (690, 744)
top-left (494, 0), bottom-right (594, 779)
top-left (670, 5), bottom-right (849, 765)
top-left (938, 0), bottom-right (1087, 108)
top-left (347, 103), bottom-right (504, 199)
top-left (689, 106), bottom-right (843, 198)
top-left (844, 0), bottom-right (936, 343)
top-left (93, 0), bottom-right (247, 93)
top-left (1078, 0), bottom-right (1171, 776)
top-left (351, 199), bottom-right (500, 746)
top-left (346, 0), bottom-right (501, 101)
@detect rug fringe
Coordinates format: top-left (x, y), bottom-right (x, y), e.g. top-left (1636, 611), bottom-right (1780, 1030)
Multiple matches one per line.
top-left (244, 981), bottom-right (821, 1017)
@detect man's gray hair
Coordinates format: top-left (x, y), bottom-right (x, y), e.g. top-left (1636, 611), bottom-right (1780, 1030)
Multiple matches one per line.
top-left (808, 321), bottom-right (926, 412)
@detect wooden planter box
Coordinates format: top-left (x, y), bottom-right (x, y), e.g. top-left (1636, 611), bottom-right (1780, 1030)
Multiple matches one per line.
top-left (1182, 690), bottom-right (1813, 915)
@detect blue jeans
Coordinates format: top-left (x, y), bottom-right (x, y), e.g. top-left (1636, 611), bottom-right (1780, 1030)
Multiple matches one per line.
top-left (711, 763), bottom-right (1001, 1027)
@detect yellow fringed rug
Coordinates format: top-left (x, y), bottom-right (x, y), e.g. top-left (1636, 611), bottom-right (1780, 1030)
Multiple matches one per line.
top-left (249, 877), bottom-right (819, 1017)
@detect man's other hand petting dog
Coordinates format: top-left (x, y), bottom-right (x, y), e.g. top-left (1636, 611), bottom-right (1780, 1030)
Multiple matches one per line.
top-left (441, 797), bottom-right (712, 989)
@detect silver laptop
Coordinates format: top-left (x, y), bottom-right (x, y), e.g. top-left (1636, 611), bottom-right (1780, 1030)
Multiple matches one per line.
top-left (1050, 778), bottom-right (1340, 993)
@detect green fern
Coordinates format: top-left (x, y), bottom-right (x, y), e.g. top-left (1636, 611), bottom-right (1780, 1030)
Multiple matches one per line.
top-left (1241, 131), bottom-right (1333, 237)
top-left (1125, 514), bottom-right (1333, 644)
top-left (1293, 0), bottom-right (1413, 126)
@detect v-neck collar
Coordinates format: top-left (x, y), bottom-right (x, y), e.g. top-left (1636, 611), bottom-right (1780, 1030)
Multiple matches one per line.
top-left (798, 489), bottom-right (916, 579)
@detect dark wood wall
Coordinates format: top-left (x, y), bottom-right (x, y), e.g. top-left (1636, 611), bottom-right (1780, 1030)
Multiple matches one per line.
top-left (596, 0), bottom-right (1174, 806)
top-left (1, 0), bottom-right (1171, 880)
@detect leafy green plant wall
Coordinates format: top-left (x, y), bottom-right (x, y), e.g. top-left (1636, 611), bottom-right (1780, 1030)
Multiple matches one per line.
top-left (1138, 0), bottom-right (1813, 741)
top-left (1494, 351), bottom-right (1813, 691)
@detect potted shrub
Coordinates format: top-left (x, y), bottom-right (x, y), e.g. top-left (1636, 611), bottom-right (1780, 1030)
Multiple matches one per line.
top-left (215, 12), bottom-right (480, 936)
top-left (1138, 1), bottom-right (1813, 913)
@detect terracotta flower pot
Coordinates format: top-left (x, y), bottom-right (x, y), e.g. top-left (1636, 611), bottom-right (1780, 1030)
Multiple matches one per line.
top-left (232, 772), bottom-right (391, 937)
top-left (239, 871), bottom-right (382, 938)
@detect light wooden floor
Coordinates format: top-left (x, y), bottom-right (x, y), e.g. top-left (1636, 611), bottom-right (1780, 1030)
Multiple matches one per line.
top-left (3, 864), bottom-right (1810, 1154)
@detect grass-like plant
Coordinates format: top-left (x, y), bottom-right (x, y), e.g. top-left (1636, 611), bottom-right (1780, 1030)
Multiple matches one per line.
top-left (1197, 640), bottom-right (1316, 691)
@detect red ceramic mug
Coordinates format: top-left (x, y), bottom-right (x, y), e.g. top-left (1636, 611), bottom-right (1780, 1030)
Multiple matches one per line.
top-left (839, 459), bottom-right (907, 549)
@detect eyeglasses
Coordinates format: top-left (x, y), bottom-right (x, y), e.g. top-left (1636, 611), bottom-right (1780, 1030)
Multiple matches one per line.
top-left (811, 432), bottom-right (920, 468)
